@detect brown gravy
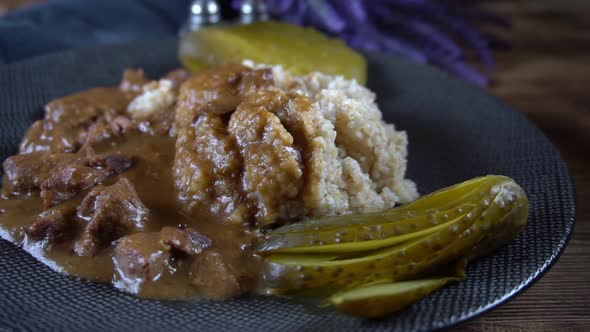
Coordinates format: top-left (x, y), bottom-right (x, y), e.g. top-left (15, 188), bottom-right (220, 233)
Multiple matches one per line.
top-left (0, 66), bottom-right (273, 300)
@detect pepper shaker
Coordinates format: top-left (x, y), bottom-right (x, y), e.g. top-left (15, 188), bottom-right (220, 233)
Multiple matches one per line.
top-left (239, 0), bottom-right (269, 24)
top-left (182, 0), bottom-right (221, 33)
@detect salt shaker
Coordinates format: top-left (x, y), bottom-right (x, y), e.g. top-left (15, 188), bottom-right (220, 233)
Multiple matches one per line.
top-left (182, 0), bottom-right (221, 33)
top-left (183, 0), bottom-right (269, 34)
top-left (239, 0), bottom-right (269, 24)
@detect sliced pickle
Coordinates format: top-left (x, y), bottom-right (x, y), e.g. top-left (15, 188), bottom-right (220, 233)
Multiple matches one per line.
top-left (330, 278), bottom-right (458, 318)
top-left (269, 175), bottom-right (508, 235)
top-left (262, 176), bottom-right (528, 293)
top-left (259, 204), bottom-right (475, 254)
top-left (178, 21), bottom-right (367, 84)
top-left (385, 183), bottom-right (524, 281)
top-left (263, 204), bottom-right (481, 291)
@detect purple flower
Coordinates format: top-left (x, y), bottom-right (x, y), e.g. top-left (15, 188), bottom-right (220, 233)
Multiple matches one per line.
top-left (232, 0), bottom-right (509, 86)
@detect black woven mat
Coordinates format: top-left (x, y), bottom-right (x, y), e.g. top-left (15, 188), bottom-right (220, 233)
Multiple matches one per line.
top-left (0, 39), bottom-right (576, 332)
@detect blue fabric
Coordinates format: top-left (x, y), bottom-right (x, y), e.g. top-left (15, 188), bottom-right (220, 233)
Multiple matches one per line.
top-left (0, 0), bottom-right (192, 64)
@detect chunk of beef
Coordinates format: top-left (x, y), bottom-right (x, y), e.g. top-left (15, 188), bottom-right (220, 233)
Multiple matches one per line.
top-left (173, 113), bottom-right (245, 221)
top-left (45, 87), bottom-right (129, 128)
top-left (2, 152), bottom-right (77, 193)
top-left (113, 232), bottom-right (172, 287)
top-left (119, 69), bottom-right (150, 98)
top-left (19, 120), bottom-right (80, 154)
top-left (74, 178), bottom-right (149, 256)
top-left (137, 104), bottom-right (176, 136)
top-left (25, 200), bottom-right (78, 242)
top-left (83, 112), bottom-right (134, 146)
top-left (175, 64), bottom-right (272, 125)
top-left (228, 102), bottom-right (304, 225)
top-left (163, 69), bottom-right (190, 91)
top-left (40, 153), bottom-right (132, 208)
top-left (159, 226), bottom-right (211, 255)
top-left (21, 85), bottom-right (132, 154)
top-left (190, 251), bottom-right (241, 300)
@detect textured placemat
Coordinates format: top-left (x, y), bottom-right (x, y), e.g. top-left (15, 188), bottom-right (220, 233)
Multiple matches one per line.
top-left (0, 39), bottom-right (576, 332)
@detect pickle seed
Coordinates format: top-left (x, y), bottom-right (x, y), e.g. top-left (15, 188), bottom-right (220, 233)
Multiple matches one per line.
top-left (314, 266), bottom-right (324, 272)
top-left (506, 197), bottom-right (514, 205)
top-left (331, 268), bottom-right (343, 277)
top-left (296, 266), bottom-right (304, 272)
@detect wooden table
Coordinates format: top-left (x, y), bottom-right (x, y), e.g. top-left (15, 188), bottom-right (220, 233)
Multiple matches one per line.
top-left (456, 2), bottom-right (590, 331)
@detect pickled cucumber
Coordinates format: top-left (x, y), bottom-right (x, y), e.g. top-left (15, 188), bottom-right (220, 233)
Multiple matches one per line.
top-left (178, 21), bottom-right (367, 84)
top-left (261, 176), bottom-right (528, 296)
top-left (329, 278), bottom-right (457, 318)
top-left (258, 204), bottom-right (475, 254)
top-left (268, 176), bottom-right (507, 235)
top-left (263, 201), bottom-right (482, 291)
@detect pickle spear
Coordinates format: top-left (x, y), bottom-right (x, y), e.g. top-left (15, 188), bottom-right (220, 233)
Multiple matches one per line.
top-left (268, 176), bottom-right (505, 235)
top-left (329, 277), bottom-right (458, 318)
top-left (263, 201), bottom-right (481, 291)
top-left (258, 204), bottom-right (475, 254)
top-left (261, 176), bottom-right (528, 293)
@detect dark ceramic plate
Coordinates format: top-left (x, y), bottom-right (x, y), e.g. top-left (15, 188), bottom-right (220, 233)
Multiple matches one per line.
top-left (0, 39), bottom-right (575, 332)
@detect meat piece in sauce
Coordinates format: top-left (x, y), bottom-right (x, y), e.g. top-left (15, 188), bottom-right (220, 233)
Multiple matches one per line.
top-left (173, 65), bottom-right (274, 223)
top-left (40, 153), bottom-right (132, 208)
top-left (173, 65), bottom-right (317, 226)
top-left (174, 113), bottom-right (245, 221)
top-left (19, 88), bottom-right (130, 154)
top-left (113, 232), bottom-right (172, 289)
top-left (19, 120), bottom-right (79, 154)
top-left (163, 69), bottom-right (190, 92)
top-left (190, 251), bottom-right (241, 300)
top-left (159, 226), bottom-right (211, 255)
top-left (19, 68), bottom-right (183, 155)
top-left (25, 199), bottom-right (78, 242)
top-left (119, 69), bottom-right (150, 98)
top-left (75, 178), bottom-right (149, 256)
top-left (228, 99), bottom-right (304, 224)
top-left (175, 64), bottom-right (272, 121)
top-left (3, 152), bottom-right (77, 193)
